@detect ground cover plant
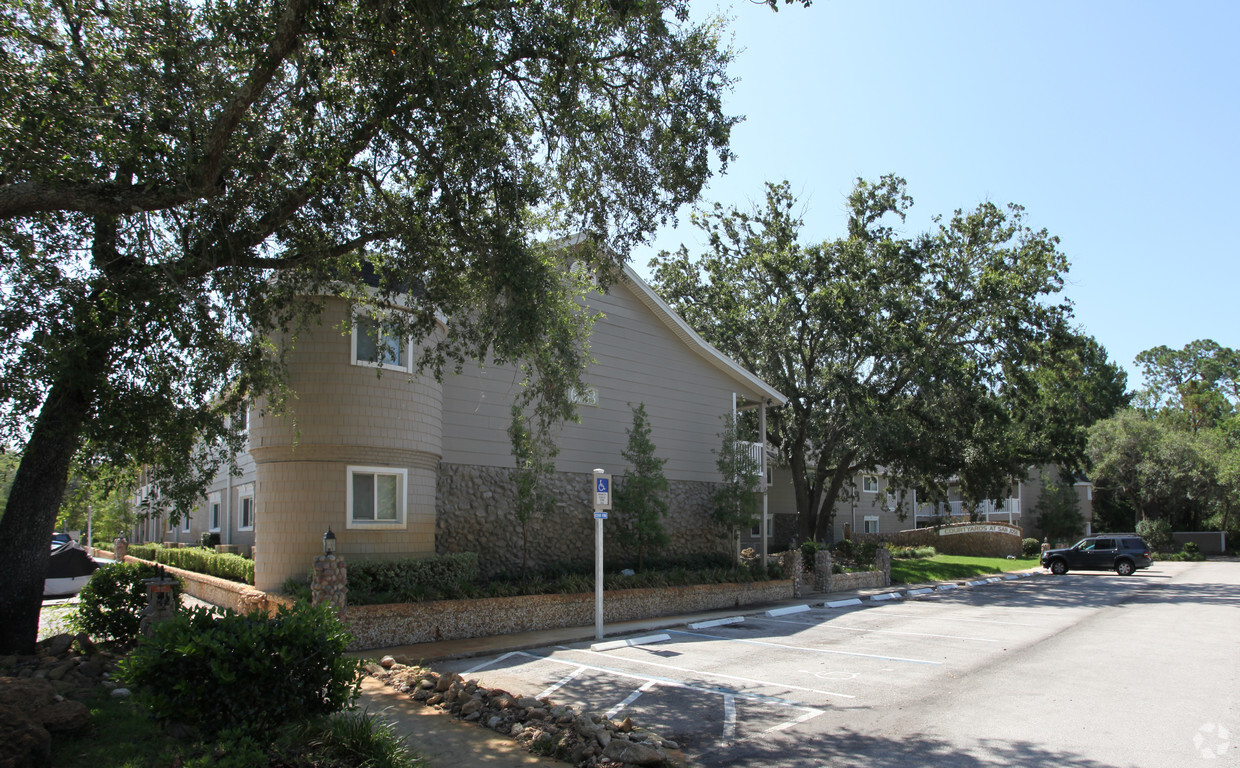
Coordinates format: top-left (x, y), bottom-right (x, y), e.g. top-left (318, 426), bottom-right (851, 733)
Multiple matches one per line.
top-left (889, 554), bottom-right (1037, 584)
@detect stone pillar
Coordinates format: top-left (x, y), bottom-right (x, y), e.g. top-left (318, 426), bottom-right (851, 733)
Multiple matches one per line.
top-left (139, 575), bottom-right (179, 636)
top-left (112, 537), bottom-right (128, 561)
top-left (312, 554), bottom-right (348, 618)
top-left (782, 549), bottom-right (803, 598)
top-left (875, 546), bottom-right (892, 587)
top-left (814, 550), bottom-right (833, 593)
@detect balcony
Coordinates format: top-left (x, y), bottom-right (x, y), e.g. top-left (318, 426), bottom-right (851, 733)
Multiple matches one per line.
top-left (913, 498), bottom-right (1022, 524)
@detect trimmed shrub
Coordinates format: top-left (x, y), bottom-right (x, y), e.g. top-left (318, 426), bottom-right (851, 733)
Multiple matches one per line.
top-left (891, 545), bottom-right (937, 560)
top-left (1182, 541), bottom-right (1201, 556)
top-left (125, 542), bottom-right (254, 584)
top-left (1022, 538), bottom-right (1041, 557)
top-left (119, 602), bottom-right (362, 738)
top-left (71, 562), bottom-right (183, 645)
top-left (348, 552), bottom-right (480, 603)
top-left (799, 540), bottom-right (821, 572)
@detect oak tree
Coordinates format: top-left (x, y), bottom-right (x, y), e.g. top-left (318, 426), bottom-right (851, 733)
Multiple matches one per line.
top-left (0, 0), bottom-right (746, 652)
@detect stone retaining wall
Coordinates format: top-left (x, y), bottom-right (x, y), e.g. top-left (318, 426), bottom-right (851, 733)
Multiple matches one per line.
top-left (344, 579), bottom-right (793, 650)
top-left (436, 463), bottom-right (732, 575)
top-left (98, 549), bottom-right (293, 616)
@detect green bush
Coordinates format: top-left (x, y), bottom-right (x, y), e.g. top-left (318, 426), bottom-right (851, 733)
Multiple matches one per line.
top-left (200, 531), bottom-right (221, 549)
top-left (891, 545), bottom-right (937, 559)
top-left (1136, 518), bottom-right (1175, 552)
top-left (1183, 541), bottom-right (1200, 556)
top-left (799, 540), bottom-right (821, 572)
top-left (70, 562), bottom-right (182, 644)
top-left (119, 602), bottom-right (362, 738)
top-left (348, 552), bottom-right (480, 604)
top-left (1021, 538), bottom-right (1041, 557)
top-left (125, 542), bottom-right (254, 584)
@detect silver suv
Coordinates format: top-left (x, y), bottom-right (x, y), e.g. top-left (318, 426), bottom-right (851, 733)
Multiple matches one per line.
top-left (1041, 535), bottom-right (1152, 576)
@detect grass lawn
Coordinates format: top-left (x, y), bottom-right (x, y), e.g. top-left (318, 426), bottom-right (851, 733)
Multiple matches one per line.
top-left (890, 554), bottom-right (1041, 584)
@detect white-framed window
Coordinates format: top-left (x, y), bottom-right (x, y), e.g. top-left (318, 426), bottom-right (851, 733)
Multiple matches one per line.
top-left (208, 491), bottom-right (222, 532)
top-left (347, 466), bottom-right (408, 530)
top-left (750, 521), bottom-right (763, 538)
top-left (238, 485), bottom-right (255, 531)
top-left (862, 475), bottom-right (879, 493)
top-left (863, 516), bottom-right (880, 534)
top-left (886, 492), bottom-right (897, 511)
top-left (352, 315), bottom-right (408, 370)
top-left (181, 514), bottom-right (191, 534)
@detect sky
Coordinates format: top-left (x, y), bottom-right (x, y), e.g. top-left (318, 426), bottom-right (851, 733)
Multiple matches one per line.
top-left (632, 0), bottom-right (1239, 389)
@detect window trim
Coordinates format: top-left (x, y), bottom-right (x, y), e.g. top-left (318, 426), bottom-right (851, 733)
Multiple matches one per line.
top-left (181, 513), bottom-right (191, 534)
top-left (346, 465), bottom-right (408, 530)
top-left (351, 315), bottom-right (410, 372)
top-left (208, 492), bottom-right (222, 532)
top-left (862, 475), bottom-right (879, 493)
top-left (863, 515), bottom-right (880, 534)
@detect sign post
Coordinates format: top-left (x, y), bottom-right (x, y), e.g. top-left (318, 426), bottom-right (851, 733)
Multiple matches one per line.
top-left (592, 468), bottom-right (611, 640)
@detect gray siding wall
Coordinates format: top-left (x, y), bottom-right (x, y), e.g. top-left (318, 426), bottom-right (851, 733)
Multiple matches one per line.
top-left (441, 277), bottom-right (769, 483)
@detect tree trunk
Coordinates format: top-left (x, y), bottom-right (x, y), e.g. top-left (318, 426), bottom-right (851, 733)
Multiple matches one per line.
top-left (813, 466), bottom-right (852, 543)
top-left (0, 365), bottom-right (103, 653)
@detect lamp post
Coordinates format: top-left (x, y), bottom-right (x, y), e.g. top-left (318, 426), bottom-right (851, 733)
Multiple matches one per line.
top-left (323, 527), bottom-right (337, 555)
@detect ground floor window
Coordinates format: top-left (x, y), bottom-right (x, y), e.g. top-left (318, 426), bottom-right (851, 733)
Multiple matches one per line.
top-left (239, 489), bottom-right (255, 531)
top-left (347, 466), bottom-right (407, 529)
top-left (863, 516), bottom-right (880, 534)
top-left (209, 492), bottom-right (222, 532)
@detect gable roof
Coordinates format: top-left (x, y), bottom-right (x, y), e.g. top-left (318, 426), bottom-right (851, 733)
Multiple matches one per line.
top-left (618, 263), bottom-right (787, 407)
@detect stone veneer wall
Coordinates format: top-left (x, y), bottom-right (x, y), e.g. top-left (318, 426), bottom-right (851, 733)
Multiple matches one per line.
top-left (343, 579), bottom-right (793, 650)
top-left (436, 463), bottom-right (732, 575)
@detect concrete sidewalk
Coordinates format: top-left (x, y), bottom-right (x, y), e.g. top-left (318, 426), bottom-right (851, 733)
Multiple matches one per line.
top-left (352, 572), bottom-right (1042, 767)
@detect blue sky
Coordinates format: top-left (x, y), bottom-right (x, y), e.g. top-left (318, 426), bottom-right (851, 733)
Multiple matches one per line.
top-left (634, 0), bottom-right (1239, 389)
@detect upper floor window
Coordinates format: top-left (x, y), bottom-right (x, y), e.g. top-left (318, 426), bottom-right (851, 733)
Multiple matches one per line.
top-left (862, 475), bottom-right (879, 493)
top-left (352, 316), bottom-right (408, 370)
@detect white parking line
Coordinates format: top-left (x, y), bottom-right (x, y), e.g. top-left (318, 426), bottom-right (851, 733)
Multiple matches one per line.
top-left (759, 615), bottom-right (999, 643)
top-left (765, 708), bottom-right (824, 733)
top-left (874, 611), bottom-right (1040, 628)
top-left (537, 665), bottom-right (587, 700)
top-left (517, 651), bottom-right (832, 708)
top-left (605, 681), bottom-right (656, 719)
top-left (667, 629), bottom-right (942, 666)
top-left (722, 694), bottom-right (737, 742)
top-left (463, 650), bottom-right (520, 675)
top-left (559, 646), bottom-right (855, 698)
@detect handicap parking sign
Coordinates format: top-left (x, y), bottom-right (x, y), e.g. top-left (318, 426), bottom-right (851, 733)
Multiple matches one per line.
top-left (593, 474), bottom-right (611, 510)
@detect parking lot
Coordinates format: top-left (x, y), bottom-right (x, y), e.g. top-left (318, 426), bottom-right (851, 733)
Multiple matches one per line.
top-left (434, 572), bottom-right (1113, 761)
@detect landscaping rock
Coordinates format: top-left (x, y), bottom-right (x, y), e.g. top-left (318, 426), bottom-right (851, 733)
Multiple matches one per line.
top-left (603, 737), bottom-right (665, 766)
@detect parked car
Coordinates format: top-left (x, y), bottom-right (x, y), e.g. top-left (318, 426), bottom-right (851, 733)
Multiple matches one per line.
top-left (51, 532), bottom-right (72, 547)
top-left (1041, 534), bottom-right (1152, 576)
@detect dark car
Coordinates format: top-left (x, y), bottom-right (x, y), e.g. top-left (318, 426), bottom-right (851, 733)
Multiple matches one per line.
top-left (51, 532), bottom-right (72, 547)
top-left (1041, 534), bottom-right (1152, 576)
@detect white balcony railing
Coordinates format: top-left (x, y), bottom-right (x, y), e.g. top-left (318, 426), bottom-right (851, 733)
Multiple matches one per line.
top-left (914, 498), bottom-right (1022, 522)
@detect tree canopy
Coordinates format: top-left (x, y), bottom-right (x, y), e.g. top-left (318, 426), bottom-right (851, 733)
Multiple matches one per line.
top-left (1088, 340), bottom-right (1239, 535)
top-left (0, 0), bottom-right (750, 653)
top-left (651, 178), bottom-right (1124, 542)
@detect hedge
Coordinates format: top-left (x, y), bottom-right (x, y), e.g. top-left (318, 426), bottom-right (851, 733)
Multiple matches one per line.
top-left (126, 543), bottom-right (254, 585)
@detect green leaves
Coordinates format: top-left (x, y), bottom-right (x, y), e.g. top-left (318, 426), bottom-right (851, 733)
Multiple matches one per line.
top-left (653, 177), bottom-right (1101, 540)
